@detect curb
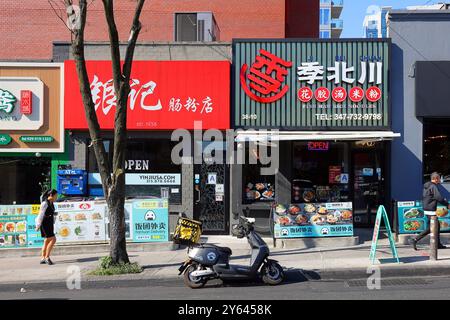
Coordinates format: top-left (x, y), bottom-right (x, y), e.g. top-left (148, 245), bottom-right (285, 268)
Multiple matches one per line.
top-left (0, 242), bottom-right (180, 258)
top-left (307, 265), bottom-right (450, 280)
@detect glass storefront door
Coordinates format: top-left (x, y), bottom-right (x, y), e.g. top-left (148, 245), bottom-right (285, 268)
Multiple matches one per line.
top-left (351, 142), bottom-right (386, 226)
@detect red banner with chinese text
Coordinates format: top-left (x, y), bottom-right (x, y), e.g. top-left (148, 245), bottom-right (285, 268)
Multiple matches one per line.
top-left (64, 60), bottom-right (230, 130)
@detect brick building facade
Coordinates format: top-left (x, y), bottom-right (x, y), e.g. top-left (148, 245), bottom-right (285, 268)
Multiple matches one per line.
top-left (1, 0), bottom-right (318, 60)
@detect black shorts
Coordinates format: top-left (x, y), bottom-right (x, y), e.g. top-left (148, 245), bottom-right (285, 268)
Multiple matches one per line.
top-left (40, 219), bottom-right (55, 238)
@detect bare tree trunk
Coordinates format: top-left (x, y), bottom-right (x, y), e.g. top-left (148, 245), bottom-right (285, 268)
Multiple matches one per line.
top-left (63, 0), bottom-right (145, 265)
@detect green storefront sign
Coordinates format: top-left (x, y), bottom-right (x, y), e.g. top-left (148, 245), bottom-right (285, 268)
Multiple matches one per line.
top-left (20, 136), bottom-right (54, 143)
top-left (233, 39), bottom-right (390, 130)
top-left (0, 134), bottom-right (11, 146)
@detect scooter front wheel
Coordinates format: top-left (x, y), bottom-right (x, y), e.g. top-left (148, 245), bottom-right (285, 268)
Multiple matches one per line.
top-left (261, 261), bottom-right (284, 285)
top-left (183, 264), bottom-right (207, 289)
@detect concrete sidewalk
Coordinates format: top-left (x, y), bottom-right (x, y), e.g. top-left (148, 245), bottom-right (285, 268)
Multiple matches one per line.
top-left (1, 238), bottom-right (450, 288)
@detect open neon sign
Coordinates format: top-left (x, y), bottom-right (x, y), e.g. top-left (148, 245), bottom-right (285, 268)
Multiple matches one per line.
top-left (308, 141), bottom-right (329, 151)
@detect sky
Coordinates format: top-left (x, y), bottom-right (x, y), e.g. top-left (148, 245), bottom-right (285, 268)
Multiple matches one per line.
top-left (340, 0), bottom-right (439, 37)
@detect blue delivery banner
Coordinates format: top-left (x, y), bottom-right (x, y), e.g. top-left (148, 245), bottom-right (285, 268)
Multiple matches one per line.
top-left (397, 201), bottom-right (450, 234)
top-left (274, 202), bottom-right (353, 238)
top-left (132, 199), bottom-right (169, 242)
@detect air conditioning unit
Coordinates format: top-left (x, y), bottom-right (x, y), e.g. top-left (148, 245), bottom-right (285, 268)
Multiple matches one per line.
top-left (196, 12), bottom-right (220, 42)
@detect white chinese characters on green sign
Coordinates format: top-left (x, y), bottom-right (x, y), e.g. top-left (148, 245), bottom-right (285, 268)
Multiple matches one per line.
top-left (0, 89), bottom-right (16, 113)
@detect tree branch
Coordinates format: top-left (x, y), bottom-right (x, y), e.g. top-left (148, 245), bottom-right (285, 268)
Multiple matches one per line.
top-left (122, 0), bottom-right (145, 81)
top-left (65, 0), bottom-right (112, 196)
top-left (49, 0), bottom-right (75, 34)
top-left (101, 0), bottom-right (122, 94)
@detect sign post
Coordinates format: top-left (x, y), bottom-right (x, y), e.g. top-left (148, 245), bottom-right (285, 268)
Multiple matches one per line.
top-left (369, 205), bottom-right (400, 264)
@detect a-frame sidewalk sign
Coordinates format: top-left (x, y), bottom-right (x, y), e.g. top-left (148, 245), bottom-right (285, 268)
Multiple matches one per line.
top-left (369, 205), bottom-right (400, 264)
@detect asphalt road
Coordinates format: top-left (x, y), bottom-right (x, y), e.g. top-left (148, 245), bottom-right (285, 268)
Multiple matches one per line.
top-left (1, 272), bottom-right (450, 300)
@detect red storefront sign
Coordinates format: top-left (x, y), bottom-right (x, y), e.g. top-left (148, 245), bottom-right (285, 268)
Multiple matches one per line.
top-left (64, 61), bottom-right (230, 130)
top-left (20, 90), bottom-right (32, 115)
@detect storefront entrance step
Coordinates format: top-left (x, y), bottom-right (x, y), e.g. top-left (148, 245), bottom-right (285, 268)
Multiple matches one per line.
top-left (0, 242), bottom-right (179, 259)
top-left (397, 234), bottom-right (450, 246)
top-left (280, 236), bottom-right (359, 249)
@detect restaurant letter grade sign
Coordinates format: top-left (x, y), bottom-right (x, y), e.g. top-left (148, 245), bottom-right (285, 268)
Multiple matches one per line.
top-left (234, 40), bottom-right (390, 130)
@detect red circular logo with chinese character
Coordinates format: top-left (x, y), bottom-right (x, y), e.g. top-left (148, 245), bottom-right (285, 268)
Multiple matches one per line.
top-left (298, 87), bottom-right (313, 103)
top-left (332, 87), bottom-right (347, 103)
top-left (366, 86), bottom-right (382, 102)
top-left (314, 87), bottom-right (330, 103)
top-left (349, 87), bottom-right (365, 103)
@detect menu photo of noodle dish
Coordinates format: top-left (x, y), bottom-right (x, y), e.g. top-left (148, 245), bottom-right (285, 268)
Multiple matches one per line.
top-left (274, 202), bottom-right (354, 238)
top-left (245, 182), bottom-right (275, 202)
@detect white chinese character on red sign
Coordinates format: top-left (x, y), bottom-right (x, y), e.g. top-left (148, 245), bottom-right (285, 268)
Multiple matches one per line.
top-left (201, 96), bottom-right (213, 114)
top-left (332, 87), bottom-right (347, 103)
top-left (90, 75), bottom-right (162, 116)
top-left (349, 87), bottom-right (364, 102)
top-left (314, 87), bottom-right (330, 103)
top-left (297, 62), bottom-right (324, 84)
top-left (327, 62), bottom-right (355, 84)
top-left (185, 97), bottom-right (199, 112)
top-left (366, 86), bottom-right (382, 102)
top-left (298, 87), bottom-right (313, 103)
top-left (168, 98), bottom-right (183, 112)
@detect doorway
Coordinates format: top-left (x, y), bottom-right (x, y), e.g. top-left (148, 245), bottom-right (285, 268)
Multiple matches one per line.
top-left (351, 142), bottom-right (386, 227)
top-left (193, 141), bottom-right (229, 234)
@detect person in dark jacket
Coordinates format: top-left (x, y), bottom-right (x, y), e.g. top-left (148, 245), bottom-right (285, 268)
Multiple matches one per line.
top-left (411, 172), bottom-right (450, 250)
top-left (35, 189), bottom-right (58, 265)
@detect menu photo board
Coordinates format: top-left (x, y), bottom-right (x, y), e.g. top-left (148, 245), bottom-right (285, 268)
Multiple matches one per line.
top-left (26, 205), bottom-right (44, 248)
top-left (245, 182), bottom-right (275, 202)
top-left (273, 202), bottom-right (354, 238)
top-left (132, 199), bottom-right (169, 242)
top-left (397, 201), bottom-right (450, 234)
top-left (54, 201), bottom-right (107, 243)
top-left (0, 205), bottom-right (32, 248)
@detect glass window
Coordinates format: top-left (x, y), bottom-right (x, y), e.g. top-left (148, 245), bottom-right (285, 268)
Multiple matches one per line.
top-left (291, 142), bottom-right (350, 203)
top-left (0, 157), bottom-right (51, 204)
top-left (88, 138), bottom-right (182, 202)
top-left (242, 144), bottom-right (275, 203)
top-left (320, 31), bottom-right (331, 38)
top-left (320, 9), bottom-right (330, 26)
top-left (424, 120), bottom-right (450, 183)
top-left (175, 13), bottom-right (197, 41)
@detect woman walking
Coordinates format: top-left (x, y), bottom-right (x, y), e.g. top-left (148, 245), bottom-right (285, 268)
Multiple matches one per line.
top-left (35, 189), bottom-right (58, 265)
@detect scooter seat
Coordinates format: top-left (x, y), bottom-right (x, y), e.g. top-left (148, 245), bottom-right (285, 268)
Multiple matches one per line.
top-left (201, 244), bottom-right (232, 255)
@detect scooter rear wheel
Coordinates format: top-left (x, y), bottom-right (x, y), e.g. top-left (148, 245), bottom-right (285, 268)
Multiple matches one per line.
top-left (184, 264), bottom-right (207, 289)
top-left (262, 262), bottom-right (284, 285)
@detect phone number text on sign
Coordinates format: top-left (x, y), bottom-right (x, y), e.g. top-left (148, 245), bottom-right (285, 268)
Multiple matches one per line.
top-left (315, 114), bottom-right (383, 121)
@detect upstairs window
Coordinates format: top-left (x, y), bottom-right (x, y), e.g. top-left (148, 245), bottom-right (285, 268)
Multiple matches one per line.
top-left (175, 12), bottom-right (219, 42)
